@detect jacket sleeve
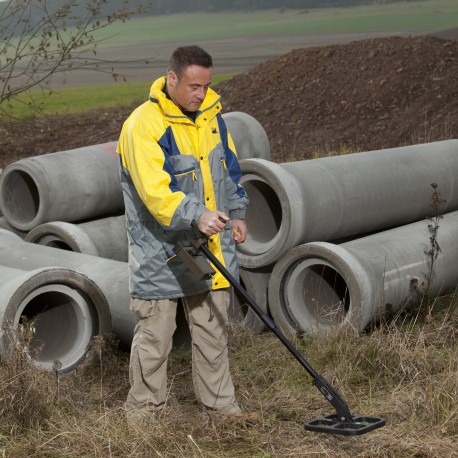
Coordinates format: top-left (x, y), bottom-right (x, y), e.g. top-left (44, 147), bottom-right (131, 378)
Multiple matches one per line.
top-left (118, 112), bottom-right (207, 230)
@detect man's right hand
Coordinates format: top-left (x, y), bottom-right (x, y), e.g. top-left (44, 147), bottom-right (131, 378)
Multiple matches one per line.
top-left (197, 211), bottom-right (229, 237)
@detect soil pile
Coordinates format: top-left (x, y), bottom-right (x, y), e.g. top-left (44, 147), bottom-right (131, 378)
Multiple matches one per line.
top-left (1, 34), bottom-right (457, 167)
top-left (216, 34), bottom-right (458, 161)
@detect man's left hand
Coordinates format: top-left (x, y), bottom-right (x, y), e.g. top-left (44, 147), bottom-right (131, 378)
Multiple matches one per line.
top-left (231, 219), bottom-right (247, 244)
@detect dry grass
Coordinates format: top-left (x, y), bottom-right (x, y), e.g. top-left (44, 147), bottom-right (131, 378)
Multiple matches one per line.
top-left (0, 296), bottom-right (456, 457)
top-left (0, 214), bottom-right (457, 457)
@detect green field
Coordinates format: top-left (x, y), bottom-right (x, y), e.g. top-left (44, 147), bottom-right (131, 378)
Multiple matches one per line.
top-left (94, 0), bottom-right (458, 47)
top-left (3, 73), bottom-right (236, 119)
top-left (3, 0), bottom-right (457, 118)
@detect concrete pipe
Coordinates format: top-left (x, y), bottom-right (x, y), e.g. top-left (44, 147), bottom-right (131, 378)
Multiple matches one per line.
top-left (229, 267), bottom-right (272, 333)
top-left (25, 215), bottom-right (128, 262)
top-left (0, 142), bottom-right (123, 231)
top-left (268, 210), bottom-right (458, 336)
top-left (0, 265), bottom-right (111, 372)
top-left (222, 112), bottom-right (271, 161)
top-left (0, 216), bottom-right (28, 239)
top-left (0, 230), bottom-right (200, 351)
top-left (0, 229), bottom-right (134, 347)
top-left (237, 140), bottom-right (458, 268)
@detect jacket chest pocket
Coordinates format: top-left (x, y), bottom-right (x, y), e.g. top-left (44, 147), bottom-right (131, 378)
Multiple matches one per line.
top-left (169, 154), bottom-right (203, 199)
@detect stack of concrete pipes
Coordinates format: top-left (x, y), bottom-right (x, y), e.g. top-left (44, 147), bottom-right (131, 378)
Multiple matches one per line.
top-left (0, 112), bottom-right (271, 372)
top-left (237, 139), bottom-right (458, 336)
top-left (3, 106), bottom-right (457, 372)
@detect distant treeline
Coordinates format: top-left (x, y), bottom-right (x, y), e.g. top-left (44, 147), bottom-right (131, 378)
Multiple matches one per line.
top-left (1, 0), bottom-right (422, 19)
top-left (141, 0), bottom-right (419, 14)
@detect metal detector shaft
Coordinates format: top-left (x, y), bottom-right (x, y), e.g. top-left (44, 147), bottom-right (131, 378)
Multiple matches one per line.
top-left (192, 237), bottom-right (354, 423)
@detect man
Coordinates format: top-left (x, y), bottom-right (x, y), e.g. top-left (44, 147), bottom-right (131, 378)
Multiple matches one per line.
top-left (117, 45), bottom-right (250, 423)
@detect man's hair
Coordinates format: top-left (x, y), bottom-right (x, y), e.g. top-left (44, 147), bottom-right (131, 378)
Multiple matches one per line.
top-left (169, 46), bottom-right (213, 79)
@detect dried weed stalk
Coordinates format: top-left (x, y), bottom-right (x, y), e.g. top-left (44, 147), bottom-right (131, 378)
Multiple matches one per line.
top-left (0, 320), bottom-right (54, 430)
top-left (424, 182), bottom-right (446, 291)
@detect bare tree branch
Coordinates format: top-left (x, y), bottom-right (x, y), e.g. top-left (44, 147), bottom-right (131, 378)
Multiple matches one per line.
top-left (0, 0), bottom-right (150, 118)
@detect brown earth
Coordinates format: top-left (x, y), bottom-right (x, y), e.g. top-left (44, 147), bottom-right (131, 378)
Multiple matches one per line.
top-left (1, 33), bottom-right (457, 168)
top-left (216, 34), bottom-right (458, 162)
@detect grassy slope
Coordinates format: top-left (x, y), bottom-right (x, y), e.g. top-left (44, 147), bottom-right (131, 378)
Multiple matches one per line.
top-left (4, 73), bottom-right (235, 118)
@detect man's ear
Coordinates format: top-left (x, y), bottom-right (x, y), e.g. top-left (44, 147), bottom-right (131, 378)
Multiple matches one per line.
top-left (167, 70), bottom-right (178, 87)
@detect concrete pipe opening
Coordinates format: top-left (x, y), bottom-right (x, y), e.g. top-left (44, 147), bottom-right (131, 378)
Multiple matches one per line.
top-left (25, 221), bottom-right (104, 258)
top-left (0, 169), bottom-right (40, 230)
top-left (269, 242), bottom-right (373, 336)
top-left (238, 173), bottom-right (282, 258)
top-left (276, 258), bottom-right (350, 333)
top-left (1, 267), bottom-right (112, 372)
top-left (27, 233), bottom-right (74, 251)
top-left (16, 284), bottom-right (94, 372)
top-left (24, 221), bottom-right (98, 255)
top-left (238, 159), bottom-right (304, 268)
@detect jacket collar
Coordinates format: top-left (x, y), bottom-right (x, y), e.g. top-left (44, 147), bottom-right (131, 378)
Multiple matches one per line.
top-left (149, 76), bottom-right (221, 122)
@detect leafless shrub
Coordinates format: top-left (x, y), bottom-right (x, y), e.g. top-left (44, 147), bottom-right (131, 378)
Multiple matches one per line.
top-left (0, 0), bottom-right (149, 119)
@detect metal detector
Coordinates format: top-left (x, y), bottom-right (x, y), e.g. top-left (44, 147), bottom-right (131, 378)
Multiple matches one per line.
top-left (174, 235), bottom-right (385, 436)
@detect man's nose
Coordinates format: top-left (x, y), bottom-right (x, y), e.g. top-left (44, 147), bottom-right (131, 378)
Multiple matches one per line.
top-left (196, 87), bottom-right (206, 100)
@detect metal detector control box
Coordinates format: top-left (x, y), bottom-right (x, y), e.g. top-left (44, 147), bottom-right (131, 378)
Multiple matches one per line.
top-left (173, 239), bottom-right (215, 281)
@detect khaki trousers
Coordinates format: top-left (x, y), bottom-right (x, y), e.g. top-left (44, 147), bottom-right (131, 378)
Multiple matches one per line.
top-left (126, 289), bottom-right (239, 412)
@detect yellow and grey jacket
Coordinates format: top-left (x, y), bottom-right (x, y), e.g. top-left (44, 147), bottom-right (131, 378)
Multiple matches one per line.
top-left (117, 77), bottom-right (249, 299)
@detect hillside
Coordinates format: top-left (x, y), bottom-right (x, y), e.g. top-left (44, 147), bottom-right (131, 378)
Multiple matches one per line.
top-left (1, 33), bottom-right (458, 167)
top-left (216, 34), bottom-right (458, 161)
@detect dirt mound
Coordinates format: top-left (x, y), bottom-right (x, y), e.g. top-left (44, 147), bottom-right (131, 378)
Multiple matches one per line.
top-left (1, 34), bottom-right (457, 167)
top-left (0, 107), bottom-right (131, 168)
top-left (215, 35), bottom-right (458, 162)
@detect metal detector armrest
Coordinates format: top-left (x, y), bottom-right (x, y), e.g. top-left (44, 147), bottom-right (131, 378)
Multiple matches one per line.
top-left (173, 240), bottom-right (215, 281)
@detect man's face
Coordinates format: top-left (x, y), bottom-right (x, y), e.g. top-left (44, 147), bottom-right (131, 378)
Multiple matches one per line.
top-left (167, 64), bottom-right (213, 112)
